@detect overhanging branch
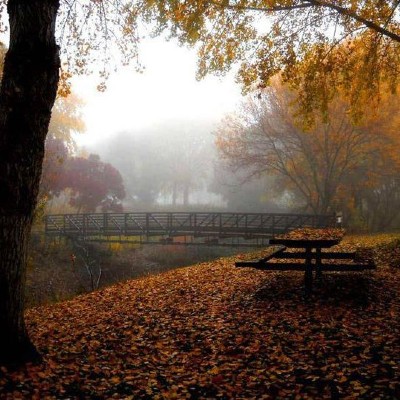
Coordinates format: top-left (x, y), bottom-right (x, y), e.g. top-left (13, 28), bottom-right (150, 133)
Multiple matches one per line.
top-left (208, 0), bottom-right (400, 43)
top-left (306, 0), bottom-right (400, 42)
top-left (209, 0), bottom-right (314, 13)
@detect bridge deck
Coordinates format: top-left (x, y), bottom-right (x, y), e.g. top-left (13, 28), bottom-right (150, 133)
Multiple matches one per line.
top-left (45, 212), bottom-right (336, 246)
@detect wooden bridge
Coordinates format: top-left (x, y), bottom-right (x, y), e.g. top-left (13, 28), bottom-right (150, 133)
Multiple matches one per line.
top-left (45, 212), bottom-right (336, 247)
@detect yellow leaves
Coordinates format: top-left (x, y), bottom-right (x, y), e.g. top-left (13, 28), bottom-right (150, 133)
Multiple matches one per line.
top-left (48, 92), bottom-right (86, 146)
top-left (57, 70), bottom-right (72, 98)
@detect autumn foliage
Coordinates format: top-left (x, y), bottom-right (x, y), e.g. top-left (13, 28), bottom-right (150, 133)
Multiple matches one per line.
top-left (216, 77), bottom-right (400, 230)
top-left (37, 94), bottom-right (126, 214)
top-left (60, 154), bottom-right (126, 213)
top-left (144, 1), bottom-right (400, 119)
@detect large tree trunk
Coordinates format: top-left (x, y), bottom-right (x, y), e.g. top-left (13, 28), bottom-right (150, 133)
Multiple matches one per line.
top-left (0, 0), bottom-right (60, 365)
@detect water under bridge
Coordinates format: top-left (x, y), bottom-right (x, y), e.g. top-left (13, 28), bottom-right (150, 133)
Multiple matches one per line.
top-left (45, 212), bottom-right (336, 247)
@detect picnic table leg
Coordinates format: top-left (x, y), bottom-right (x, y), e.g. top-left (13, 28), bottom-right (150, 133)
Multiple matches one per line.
top-left (316, 248), bottom-right (322, 278)
top-left (304, 248), bottom-right (313, 298)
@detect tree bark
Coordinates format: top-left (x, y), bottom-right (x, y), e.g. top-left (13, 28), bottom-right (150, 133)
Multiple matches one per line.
top-left (0, 0), bottom-right (60, 365)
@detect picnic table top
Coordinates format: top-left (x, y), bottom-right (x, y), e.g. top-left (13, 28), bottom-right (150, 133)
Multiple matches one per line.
top-left (269, 238), bottom-right (341, 248)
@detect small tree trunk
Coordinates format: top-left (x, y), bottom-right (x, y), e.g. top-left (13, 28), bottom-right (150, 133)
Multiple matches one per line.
top-left (0, 0), bottom-right (60, 365)
top-left (172, 182), bottom-right (177, 206)
top-left (183, 184), bottom-right (190, 206)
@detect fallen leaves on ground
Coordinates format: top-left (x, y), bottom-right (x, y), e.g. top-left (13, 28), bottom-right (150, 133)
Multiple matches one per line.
top-left (277, 228), bottom-right (346, 241)
top-left (1, 234), bottom-right (400, 399)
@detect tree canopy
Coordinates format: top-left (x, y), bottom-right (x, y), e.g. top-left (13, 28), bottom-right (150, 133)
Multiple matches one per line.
top-left (3, 0), bottom-right (396, 112)
top-left (60, 154), bottom-right (126, 213)
top-left (143, 1), bottom-right (400, 117)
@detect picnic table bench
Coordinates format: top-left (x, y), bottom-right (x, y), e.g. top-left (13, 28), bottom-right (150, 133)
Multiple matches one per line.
top-left (236, 237), bottom-right (376, 297)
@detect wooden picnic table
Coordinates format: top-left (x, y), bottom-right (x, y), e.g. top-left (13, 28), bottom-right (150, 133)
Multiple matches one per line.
top-left (236, 236), bottom-right (376, 297)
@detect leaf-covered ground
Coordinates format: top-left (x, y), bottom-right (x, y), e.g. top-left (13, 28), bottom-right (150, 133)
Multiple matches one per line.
top-left (1, 234), bottom-right (400, 399)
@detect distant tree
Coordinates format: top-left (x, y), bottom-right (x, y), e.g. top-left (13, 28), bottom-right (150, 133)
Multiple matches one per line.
top-left (216, 78), bottom-right (400, 215)
top-left (47, 93), bottom-right (85, 150)
top-left (210, 161), bottom-right (285, 212)
top-left (40, 94), bottom-right (85, 201)
top-left (162, 129), bottom-right (212, 206)
top-left (132, 142), bottom-right (167, 205)
top-left (60, 154), bottom-right (126, 213)
top-left (361, 174), bottom-right (400, 232)
top-left (40, 137), bottom-right (69, 199)
top-left (102, 133), bottom-right (168, 206)
top-left (342, 150), bottom-right (400, 231)
top-left (98, 124), bottom-right (217, 209)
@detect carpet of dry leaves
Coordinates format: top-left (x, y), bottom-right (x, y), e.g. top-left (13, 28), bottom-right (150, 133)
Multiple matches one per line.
top-left (276, 228), bottom-right (346, 241)
top-left (1, 233), bottom-right (400, 399)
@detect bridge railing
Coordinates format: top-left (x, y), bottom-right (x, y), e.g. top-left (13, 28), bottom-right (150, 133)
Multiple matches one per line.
top-left (45, 212), bottom-right (336, 239)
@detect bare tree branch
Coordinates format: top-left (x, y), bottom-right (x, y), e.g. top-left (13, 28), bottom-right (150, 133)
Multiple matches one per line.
top-left (208, 0), bottom-right (400, 42)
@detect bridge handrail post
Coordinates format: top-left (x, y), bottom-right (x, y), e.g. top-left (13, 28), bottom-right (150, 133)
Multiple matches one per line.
top-left (272, 215), bottom-right (275, 237)
top-left (83, 214), bottom-right (86, 238)
top-left (103, 213), bottom-right (107, 235)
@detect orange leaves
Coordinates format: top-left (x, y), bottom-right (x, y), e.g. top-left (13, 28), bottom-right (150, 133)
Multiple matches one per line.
top-left (1, 234), bottom-right (400, 397)
top-left (278, 228), bottom-right (346, 241)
